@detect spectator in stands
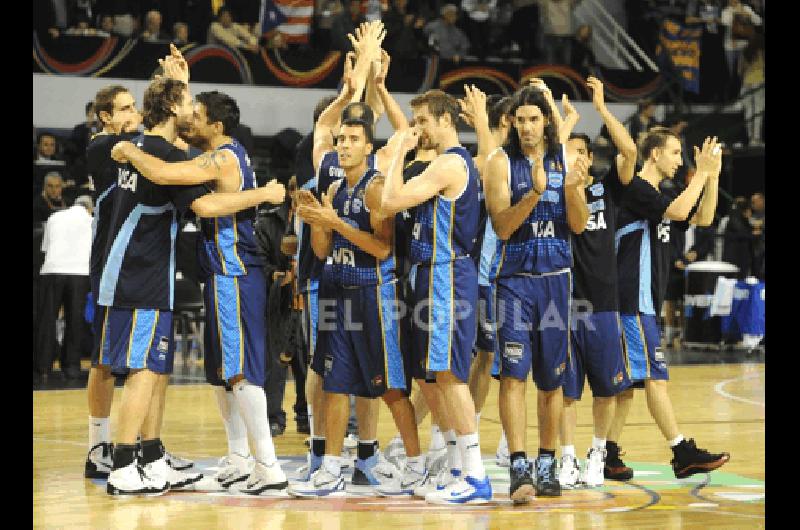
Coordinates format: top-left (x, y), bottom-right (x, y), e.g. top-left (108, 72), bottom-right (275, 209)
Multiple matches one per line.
top-left (510, 0), bottom-right (541, 60)
top-left (172, 21), bottom-right (190, 45)
top-left (331, 0), bottom-right (365, 51)
top-left (720, 0), bottom-right (762, 96)
top-left (97, 14), bottom-right (115, 37)
top-left (64, 102), bottom-right (98, 190)
top-left (383, 0), bottom-right (426, 59)
top-left (461, 0), bottom-right (496, 59)
top-left (722, 196), bottom-right (753, 277)
top-left (424, 4), bottom-right (471, 62)
top-left (141, 9), bottom-right (169, 42)
top-left (739, 31), bottom-right (764, 146)
top-left (749, 192), bottom-right (764, 275)
top-left (34, 195), bottom-right (93, 383)
top-left (34, 172), bottom-right (67, 227)
top-left (35, 132), bottom-right (64, 165)
top-left (539, 0), bottom-right (582, 65)
top-left (686, 0), bottom-right (727, 102)
top-left (629, 100), bottom-right (660, 145)
top-left (207, 6), bottom-right (259, 52)
top-left (570, 23), bottom-right (596, 76)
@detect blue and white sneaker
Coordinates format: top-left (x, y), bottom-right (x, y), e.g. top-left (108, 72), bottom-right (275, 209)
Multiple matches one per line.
top-left (425, 475), bottom-right (493, 505)
top-left (375, 465), bottom-right (428, 496)
top-left (288, 467), bottom-right (346, 498)
top-left (352, 452), bottom-right (398, 486)
top-left (535, 454), bottom-right (561, 497)
top-left (295, 450), bottom-right (323, 482)
top-left (414, 467), bottom-right (460, 498)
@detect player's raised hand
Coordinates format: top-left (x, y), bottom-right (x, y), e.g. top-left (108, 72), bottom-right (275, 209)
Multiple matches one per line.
top-left (562, 93), bottom-right (578, 121)
top-left (528, 77), bottom-right (552, 97)
top-left (376, 49), bottom-right (391, 86)
top-left (399, 127), bottom-right (421, 152)
top-left (458, 84), bottom-right (488, 129)
top-left (586, 76), bottom-right (606, 111)
top-left (694, 136), bottom-right (722, 176)
top-left (111, 141), bottom-right (134, 163)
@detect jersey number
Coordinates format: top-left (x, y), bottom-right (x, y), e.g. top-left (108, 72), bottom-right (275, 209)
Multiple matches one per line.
top-left (412, 222), bottom-right (421, 240)
top-left (657, 221), bottom-right (670, 243)
top-left (118, 168), bottom-right (138, 193)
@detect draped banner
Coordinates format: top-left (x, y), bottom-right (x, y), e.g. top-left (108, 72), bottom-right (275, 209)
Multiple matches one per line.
top-left (33, 34), bottom-right (669, 101)
top-left (655, 19), bottom-right (702, 94)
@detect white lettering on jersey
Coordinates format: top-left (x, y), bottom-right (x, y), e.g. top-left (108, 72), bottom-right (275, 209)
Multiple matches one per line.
top-left (117, 168), bottom-right (138, 193)
top-left (332, 247), bottom-right (356, 266)
top-left (531, 220), bottom-right (555, 238)
top-left (585, 211), bottom-right (607, 231)
top-left (329, 166), bottom-right (345, 179)
top-left (412, 222), bottom-right (421, 240)
top-left (657, 220), bottom-right (671, 243)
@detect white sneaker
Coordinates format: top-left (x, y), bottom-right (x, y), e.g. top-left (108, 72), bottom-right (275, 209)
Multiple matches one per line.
top-left (579, 447), bottom-right (606, 487)
top-left (143, 456), bottom-right (203, 490)
top-left (375, 465), bottom-right (428, 496)
top-left (107, 462), bottom-right (169, 496)
top-left (240, 461), bottom-right (289, 496)
top-left (288, 466), bottom-right (346, 497)
top-left (193, 452), bottom-right (252, 492)
top-left (295, 450), bottom-right (323, 482)
top-left (164, 450), bottom-right (194, 470)
top-left (425, 475), bottom-right (492, 505)
top-left (414, 467), bottom-right (461, 498)
top-left (374, 451), bottom-right (401, 484)
top-left (384, 436), bottom-right (406, 469)
top-left (425, 446), bottom-right (447, 475)
top-left (558, 454), bottom-right (581, 489)
top-left (85, 442), bottom-right (114, 478)
top-left (496, 435), bottom-right (510, 467)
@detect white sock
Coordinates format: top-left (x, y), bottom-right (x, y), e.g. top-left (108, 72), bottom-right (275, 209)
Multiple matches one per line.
top-left (406, 455), bottom-right (426, 475)
top-left (670, 434), bottom-right (685, 447)
top-left (89, 416), bottom-right (110, 449)
top-left (475, 413), bottom-right (481, 428)
top-left (592, 436), bottom-right (606, 450)
top-left (307, 404), bottom-right (314, 438)
top-left (390, 433), bottom-right (402, 445)
top-left (233, 380), bottom-right (277, 466)
top-left (497, 430), bottom-right (508, 453)
top-left (429, 424), bottom-right (446, 452)
top-left (323, 454), bottom-right (342, 476)
top-left (213, 386), bottom-right (250, 457)
top-left (561, 445), bottom-right (575, 458)
top-left (444, 429), bottom-right (462, 471)
top-left (457, 433), bottom-right (486, 480)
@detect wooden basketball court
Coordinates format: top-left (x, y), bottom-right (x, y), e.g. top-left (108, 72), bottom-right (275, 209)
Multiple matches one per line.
top-left (33, 362), bottom-right (764, 529)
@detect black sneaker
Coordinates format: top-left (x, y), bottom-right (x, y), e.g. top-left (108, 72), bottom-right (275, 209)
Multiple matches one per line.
top-left (671, 439), bottom-right (730, 479)
top-left (509, 458), bottom-right (534, 504)
top-left (604, 441), bottom-right (634, 481)
top-left (534, 454), bottom-right (561, 497)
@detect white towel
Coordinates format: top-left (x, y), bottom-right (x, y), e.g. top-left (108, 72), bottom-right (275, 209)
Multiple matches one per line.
top-left (710, 277), bottom-right (737, 316)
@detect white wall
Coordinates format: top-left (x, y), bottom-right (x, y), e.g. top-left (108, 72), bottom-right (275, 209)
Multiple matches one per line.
top-left (33, 73), bottom-right (636, 141)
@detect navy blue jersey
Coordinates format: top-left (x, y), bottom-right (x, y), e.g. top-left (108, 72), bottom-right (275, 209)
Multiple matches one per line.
top-left (86, 131), bottom-right (138, 290)
top-left (326, 169), bottom-right (395, 286)
top-left (491, 146), bottom-right (572, 278)
top-left (615, 175), bottom-right (700, 315)
top-left (571, 163), bottom-right (625, 312)
top-left (297, 150), bottom-right (375, 290)
top-left (410, 147), bottom-right (480, 265)
top-left (395, 159), bottom-right (428, 278)
top-left (98, 134), bottom-right (209, 310)
top-left (197, 139), bottom-right (263, 277)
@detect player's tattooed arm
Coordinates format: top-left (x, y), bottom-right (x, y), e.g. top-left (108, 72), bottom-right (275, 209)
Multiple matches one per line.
top-left (111, 141), bottom-right (235, 185)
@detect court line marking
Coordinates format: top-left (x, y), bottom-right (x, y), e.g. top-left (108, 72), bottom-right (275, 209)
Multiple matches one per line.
top-left (714, 372), bottom-right (765, 407)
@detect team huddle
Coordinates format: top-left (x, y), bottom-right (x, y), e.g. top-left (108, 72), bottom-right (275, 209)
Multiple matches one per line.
top-left (83, 21), bottom-right (730, 505)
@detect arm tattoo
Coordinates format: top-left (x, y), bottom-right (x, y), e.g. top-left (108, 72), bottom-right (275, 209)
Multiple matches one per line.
top-left (196, 150), bottom-right (227, 171)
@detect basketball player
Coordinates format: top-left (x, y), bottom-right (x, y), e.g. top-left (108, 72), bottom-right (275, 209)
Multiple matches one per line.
top-left (382, 90), bottom-right (492, 505)
top-left (485, 84), bottom-right (590, 502)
